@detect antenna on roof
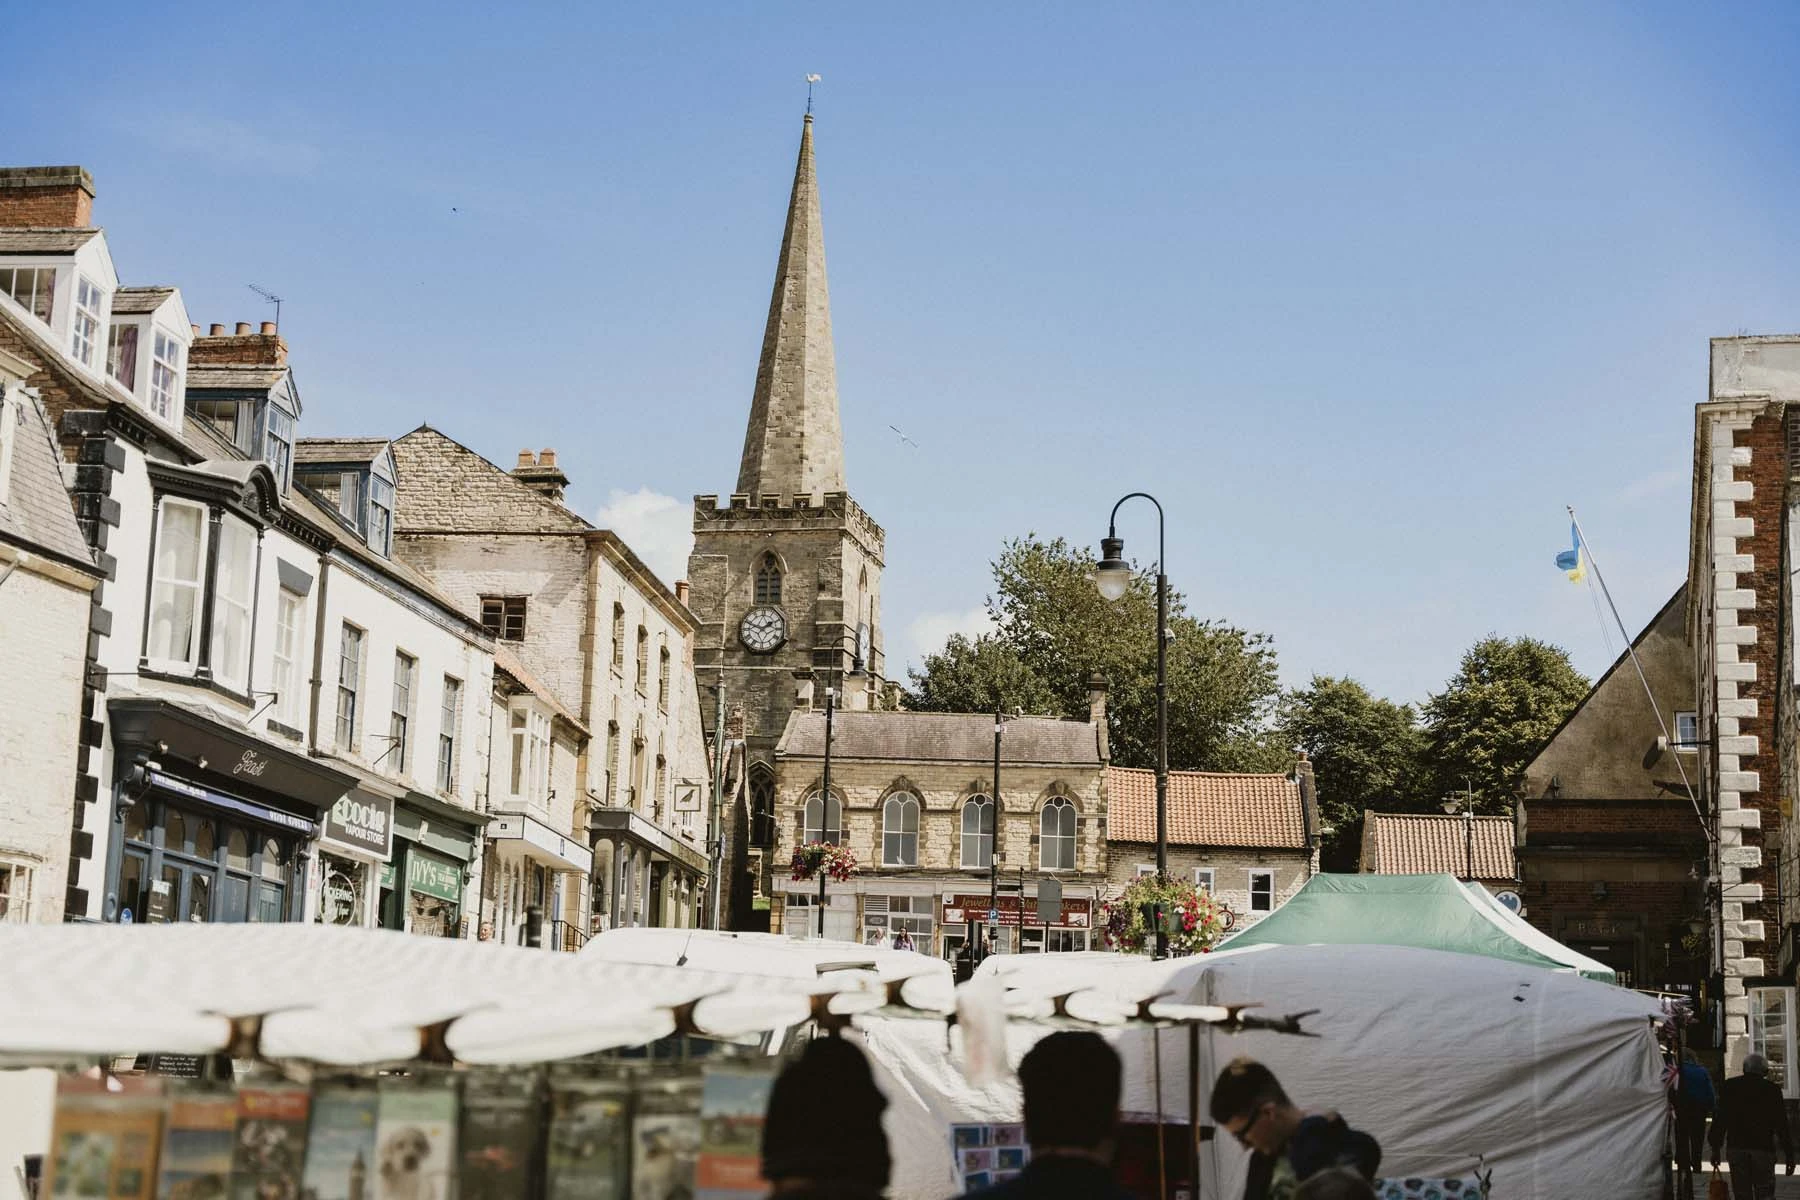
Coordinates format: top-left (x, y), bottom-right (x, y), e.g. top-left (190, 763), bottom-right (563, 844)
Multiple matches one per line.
top-left (247, 283), bottom-right (283, 331)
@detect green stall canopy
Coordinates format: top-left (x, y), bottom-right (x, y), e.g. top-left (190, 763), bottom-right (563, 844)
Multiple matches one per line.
top-left (1219, 872), bottom-right (1618, 984)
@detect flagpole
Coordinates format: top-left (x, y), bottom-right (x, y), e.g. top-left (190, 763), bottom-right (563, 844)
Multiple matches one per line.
top-left (1565, 506), bottom-right (1711, 846)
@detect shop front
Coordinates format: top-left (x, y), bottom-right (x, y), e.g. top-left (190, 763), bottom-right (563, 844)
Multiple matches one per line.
top-left (104, 698), bottom-right (356, 925)
top-left (313, 786), bottom-right (395, 928)
top-left (589, 808), bottom-right (707, 934)
top-left (489, 808), bottom-right (590, 947)
top-left (939, 891), bottom-right (1094, 958)
top-left (379, 795), bottom-right (480, 938)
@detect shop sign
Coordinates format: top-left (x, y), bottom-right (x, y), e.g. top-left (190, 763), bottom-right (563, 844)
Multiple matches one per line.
top-left (941, 893), bottom-right (1091, 928)
top-left (1564, 917), bottom-right (1632, 939)
top-left (408, 853), bottom-right (463, 903)
top-left (321, 792), bottom-right (395, 860)
top-left (320, 862), bottom-right (363, 926)
top-left (149, 770), bottom-right (317, 835)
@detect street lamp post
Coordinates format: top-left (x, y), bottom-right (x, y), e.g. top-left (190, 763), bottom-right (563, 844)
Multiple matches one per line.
top-left (1095, 493), bottom-right (1168, 960)
top-left (1442, 779), bottom-right (1474, 882)
top-left (817, 685), bottom-right (835, 938)
top-left (987, 709), bottom-right (1002, 961)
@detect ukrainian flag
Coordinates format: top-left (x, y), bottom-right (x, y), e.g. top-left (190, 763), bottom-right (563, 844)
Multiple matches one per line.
top-left (1554, 522), bottom-right (1586, 583)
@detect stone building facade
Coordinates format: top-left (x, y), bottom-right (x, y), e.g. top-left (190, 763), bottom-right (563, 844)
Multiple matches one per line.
top-left (0, 346), bottom-right (102, 921)
top-left (1105, 763), bottom-right (1319, 930)
top-left (391, 427), bottom-right (710, 935)
top-left (1517, 587), bottom-right (1707, 995)
top-left (769, 681), bottom-right (1111, 957)
top-left (1687, 336), bottom-right (1794, 1078)
top-left (688, 115), bottom-right (889, 908)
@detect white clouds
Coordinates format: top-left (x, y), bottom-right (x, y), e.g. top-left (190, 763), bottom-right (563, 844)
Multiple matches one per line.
top-left (143, 115), bottom-right (323, 176)
top-left (595, 488), bottom-right (693, 587)
top-left (898, 605), bottom-right (996, 675)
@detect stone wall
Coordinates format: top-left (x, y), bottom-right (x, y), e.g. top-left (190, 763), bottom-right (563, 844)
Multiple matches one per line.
top-left (1104, 843), bottom-right (1313, 929)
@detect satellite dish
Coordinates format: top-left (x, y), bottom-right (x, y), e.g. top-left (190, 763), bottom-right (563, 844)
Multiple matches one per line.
top-left (1495, 890), bottom-right (1523, 914)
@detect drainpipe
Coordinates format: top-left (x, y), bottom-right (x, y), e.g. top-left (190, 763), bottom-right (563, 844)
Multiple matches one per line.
top-left (306, 556), bottom-right (332, 748)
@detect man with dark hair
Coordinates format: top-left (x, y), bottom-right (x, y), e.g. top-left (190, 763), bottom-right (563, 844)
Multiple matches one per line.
top-left (956, 1031), bottom-right (1135, 1199)
top-left (761, 1036), bottom-right (891, 1199)
top-left (1210, 1057), bottom-right (1381, 1200)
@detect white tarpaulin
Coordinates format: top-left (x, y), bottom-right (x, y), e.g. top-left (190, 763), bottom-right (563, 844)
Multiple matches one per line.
top-left (583, 926), bottom-right (952, 985)
top-left (0, 922), bottom-right (952, 1066)
top-left (863, 944), bottom-right (1667, 1200)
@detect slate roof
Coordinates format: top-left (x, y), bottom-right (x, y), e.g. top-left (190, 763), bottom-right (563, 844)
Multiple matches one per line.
top-left (110, 287), bottom-right (175, 315)
top-left (0, 229), bottom-right (99, 254)
top-left (1106, 766), bottom-right (1308, 849)
top-left (0, 386), bottom-right (99, 573)
top-left (777, 710), bottom-right (1101, 765)
top-left (390, 425), bottom-right (589, 535)
top-left (185, 364), bottom-right (291, 391)
top-left (295, 437), bottom-right (388, 467)
top-left (1360, 812), bottom-right (1515, 880)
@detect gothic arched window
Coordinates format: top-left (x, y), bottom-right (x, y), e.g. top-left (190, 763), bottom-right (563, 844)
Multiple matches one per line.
top-left (749, 765), bottom-right (776, 848)
top-left (883, 793), bottom-right (920, 866)
top-left (754, 554), bottom-right (782, 606)
top-left (961, 796), bottom-right (994, 869)
top-left (1040, 797), bottom-right (1077, 870)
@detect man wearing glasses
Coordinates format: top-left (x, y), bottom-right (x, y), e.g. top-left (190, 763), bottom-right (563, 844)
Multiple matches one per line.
top-left (1210, 1057), bottom-right (1382, 1200)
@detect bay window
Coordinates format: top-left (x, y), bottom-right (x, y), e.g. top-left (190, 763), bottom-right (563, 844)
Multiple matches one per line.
top-left (147, 499), bottom-right (208, 669)
top-left (71, 276), bottom-right (103, 367)
top-left (209, 516), bottom-right (256, 689)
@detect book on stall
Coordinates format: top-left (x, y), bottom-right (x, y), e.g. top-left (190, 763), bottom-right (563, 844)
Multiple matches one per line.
top-left (458, 1071), bottom-right (542, 1200)
top-left (299, 1083), bottom-right (379, 1200)
top-left (695, 1066), bottom-right (776, 1200)
top-left (227, 1084), bottom-right (310, 1200)
top-left (543, 1077), bottom-right (629, 1200)
top-left (155, 1087), bottom-right (236, 1200)
top-left (631, 1079), bottom-right (701, 1200)
top-left (373, 1078), bottom-right (458, 1200)
top-left (40, 1076), bottom-right (165, 1200)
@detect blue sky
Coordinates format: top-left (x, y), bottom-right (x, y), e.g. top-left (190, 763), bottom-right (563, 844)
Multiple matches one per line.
top-left (14, 2), bottom-right (1800, 705)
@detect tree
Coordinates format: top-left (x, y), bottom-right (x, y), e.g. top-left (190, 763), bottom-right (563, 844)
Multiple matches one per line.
top-left (1275, 675), bottom-right (1426, 870)
top-left (1421, 635), bottom-right (1588, 813)
top-left (909, 535), bottom-right (1283, 773)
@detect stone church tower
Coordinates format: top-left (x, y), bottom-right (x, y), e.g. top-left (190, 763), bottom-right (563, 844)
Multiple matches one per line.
top-left (689, 114), bottom-right (887, 855)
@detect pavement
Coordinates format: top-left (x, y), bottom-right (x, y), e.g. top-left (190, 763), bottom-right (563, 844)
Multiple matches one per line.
top-left (1687, 1167), bottom-right (1800, 1198)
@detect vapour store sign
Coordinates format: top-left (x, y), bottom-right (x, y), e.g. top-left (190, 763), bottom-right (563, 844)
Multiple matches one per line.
top-left (321, 792), bottom-right (395, 860)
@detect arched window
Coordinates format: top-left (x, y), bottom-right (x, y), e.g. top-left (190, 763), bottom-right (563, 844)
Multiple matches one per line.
top-left (961, 796), bottom-right (994, 868)
top-left (883, 793), bottom-right (920, 866)
top-left (803, 791), bottom-right (842, 845)
top-left (749, 765), bottom-right (776, 848)
top-left (754, 554), bottom-right (782, 606)
top-left (1040, 797), bottom-right (1077, 870)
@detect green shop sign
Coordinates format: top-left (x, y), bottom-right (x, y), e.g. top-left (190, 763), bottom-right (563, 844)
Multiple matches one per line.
top-left (381, 851), bottom-right (463, 902)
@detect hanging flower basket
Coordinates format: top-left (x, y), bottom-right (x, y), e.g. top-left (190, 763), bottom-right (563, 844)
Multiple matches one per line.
top-left (1099, 874), bottom-right (1228, 957)
top-left (790, 841), bottom-right (858, 883)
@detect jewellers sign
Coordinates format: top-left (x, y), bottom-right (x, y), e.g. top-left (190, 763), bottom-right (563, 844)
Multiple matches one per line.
top-left (321, 792), bottom-right (395, 860)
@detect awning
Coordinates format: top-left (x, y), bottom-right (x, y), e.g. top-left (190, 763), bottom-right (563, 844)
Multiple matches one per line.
top-left (108, 695), bottom-right (356, 812)
top-left (589, 807), bottom-right (707, 874)
top-left (488, 810), bottom-right (589, 871)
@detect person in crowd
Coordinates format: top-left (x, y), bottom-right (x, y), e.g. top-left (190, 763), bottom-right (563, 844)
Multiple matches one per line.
top-left (1292, 1168), bottom-right (1376, 1200)
top-left (1210, 1057), bottom-right (1381, 1200)
top-left (1708, 1052), bottom-right (1794, 1200)
top-left (1671, 1049), bottom-right (1716, 1196)
top-left (760, 1036), bottom-right (891, 1199)
top-left (892, 929), bottom-right (916, 952)
top-left (956, 1031), bottom-right (1135, 1200)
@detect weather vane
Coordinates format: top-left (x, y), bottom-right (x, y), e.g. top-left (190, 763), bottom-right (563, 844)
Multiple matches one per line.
top-left (806, 73), bottom-right (821, 115)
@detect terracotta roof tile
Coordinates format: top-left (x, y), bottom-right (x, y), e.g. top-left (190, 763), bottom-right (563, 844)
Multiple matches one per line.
top-left (1106, 766), bottom-right (1307, 849)
top-left (1361, 812), bottom-right (1515, 880)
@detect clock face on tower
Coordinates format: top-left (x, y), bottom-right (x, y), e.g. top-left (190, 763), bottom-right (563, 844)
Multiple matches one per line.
top-left (739, 606), bottom-right (787, 653)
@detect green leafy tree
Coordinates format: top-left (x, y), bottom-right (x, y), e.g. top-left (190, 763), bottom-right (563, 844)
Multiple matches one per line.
top-left (909, 535), bottom-right (1283, 773)
top-left (1275, 675), bottom-right (1426, 870)
top-left (1422, 635), bottom-right (1588, 813)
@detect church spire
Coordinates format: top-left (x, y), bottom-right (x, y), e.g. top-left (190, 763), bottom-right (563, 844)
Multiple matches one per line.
top-left (736, 113), bottom-right (844, 503)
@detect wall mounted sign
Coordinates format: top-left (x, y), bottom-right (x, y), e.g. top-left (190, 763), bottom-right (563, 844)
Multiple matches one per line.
top-left (942, 893), bottom-right (1091, 929)
top-left (407, 852), bottom-right (464, 903)
top-left (321, 791), bottom-right (395, 860)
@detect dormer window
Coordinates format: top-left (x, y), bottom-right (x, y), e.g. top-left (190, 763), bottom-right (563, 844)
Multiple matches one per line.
top-left (262, 404), bottom-right (293, 488)
top-left (0, 268), bottom-right (54, 324)
top-left (367, 475), bottom-right (393, 557)
top-left (149, 330), bottom-right (181, 420)
top-left (70, 276), bottom-right (103, 368)
top-left (107, 324), bottom-right (138, 389)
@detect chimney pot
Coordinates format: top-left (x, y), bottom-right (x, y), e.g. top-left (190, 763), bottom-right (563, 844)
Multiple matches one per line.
top-left (209, 324), bottom-right (226, 336)
top-left (235, 322), bottom-right (251, 335)
top-left (515, 450), bottom-right (535, 469)
top-left (260, 321), bottom-right (276, 335)
top-left (674, 580), bottom-right (690, 606)
top-left (190, 323), bottom-right (200, 337)
top-left (539, 448), bottom-right (557, 468)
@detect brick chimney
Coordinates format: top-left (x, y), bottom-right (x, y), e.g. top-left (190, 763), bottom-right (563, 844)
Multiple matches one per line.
top-left (511, 447), bottom-right (570, 502)
top-left (674, 580), bottom-right (690, 607)
top-left (189, 321), bottom-right (287, 368)
top-left (0, 167), bottom-right (95, 228)
top-left (1088, 673), bottom-right (1110, 761)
